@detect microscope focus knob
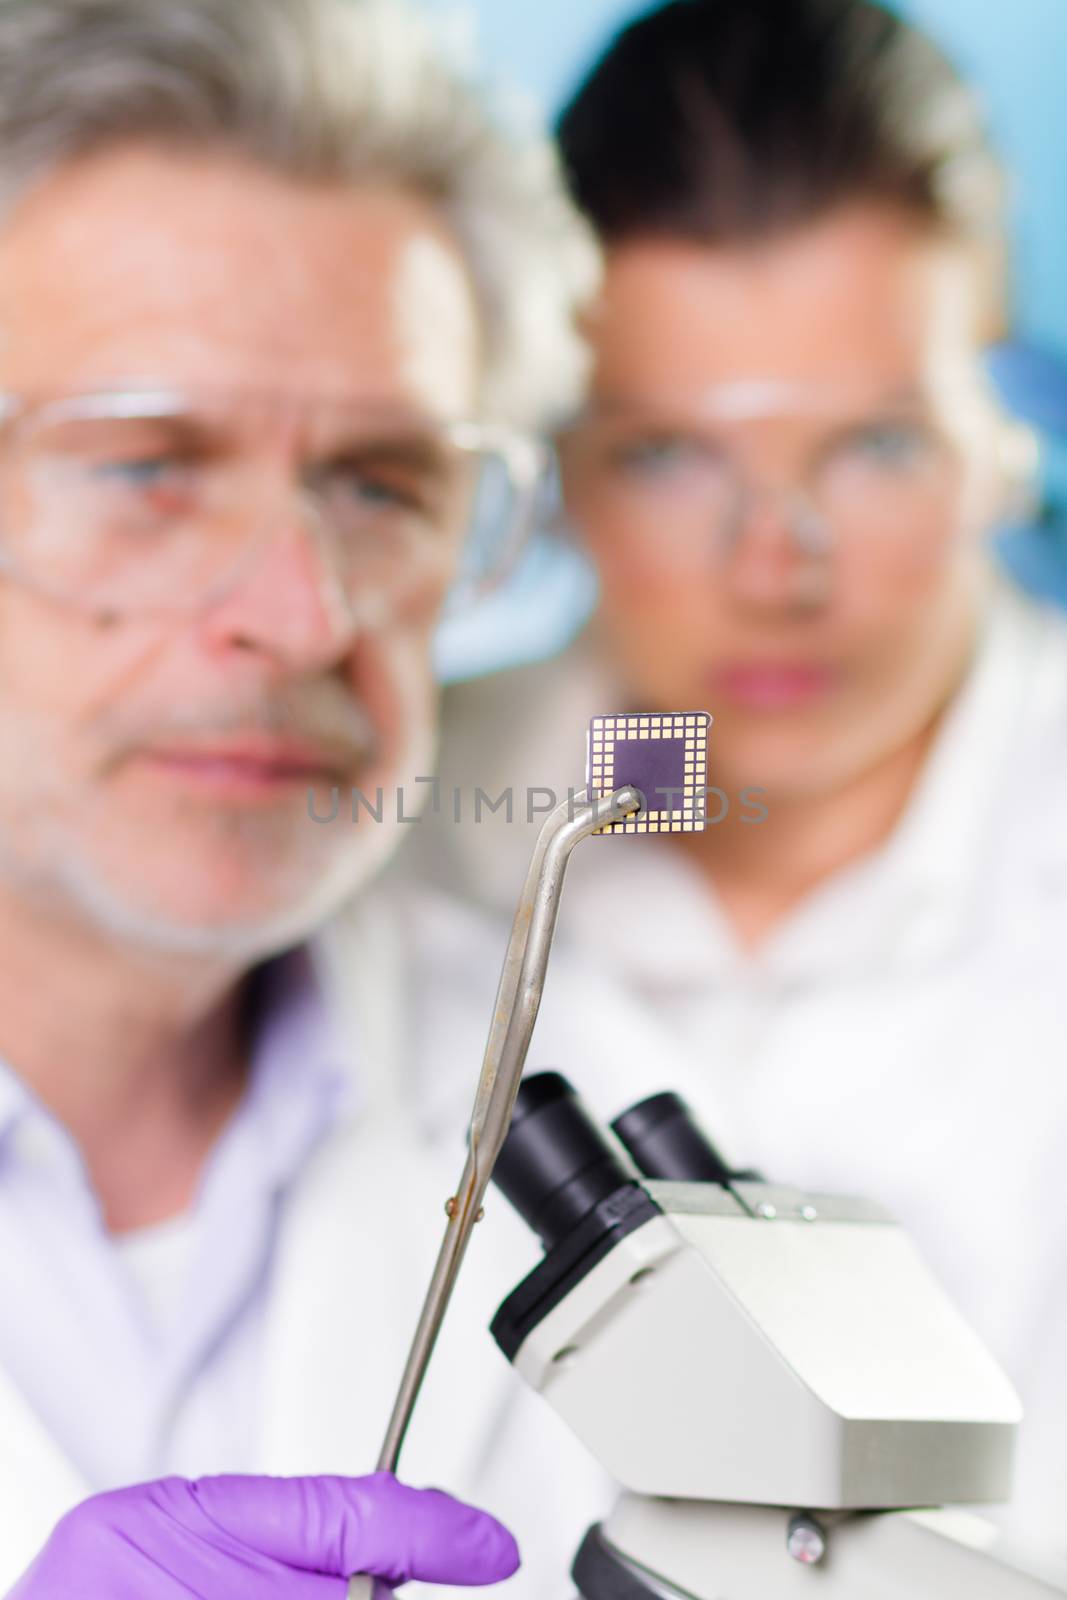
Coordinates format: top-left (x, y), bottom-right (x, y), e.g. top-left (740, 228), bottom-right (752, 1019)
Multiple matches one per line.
top-left (786, 1513), bottom-right (828, 1565)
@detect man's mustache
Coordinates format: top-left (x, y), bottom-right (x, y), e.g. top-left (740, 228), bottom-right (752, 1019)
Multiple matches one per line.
top-left (97, 681), bottom-right (381, 773)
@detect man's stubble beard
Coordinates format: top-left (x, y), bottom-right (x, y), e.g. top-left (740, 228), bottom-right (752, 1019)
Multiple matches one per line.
top-left (0, 712), bottom-right (438, 966)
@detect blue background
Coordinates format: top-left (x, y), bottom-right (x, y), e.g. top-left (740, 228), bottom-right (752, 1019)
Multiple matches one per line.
top-left (422, 0), bottom-right (1066, 363)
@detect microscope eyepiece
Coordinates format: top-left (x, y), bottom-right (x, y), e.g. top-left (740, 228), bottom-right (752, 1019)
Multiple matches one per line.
top-left (612, 1090), bottom-right (743, 1184)
top-left (492, 1072), bottom-right (637, 1251)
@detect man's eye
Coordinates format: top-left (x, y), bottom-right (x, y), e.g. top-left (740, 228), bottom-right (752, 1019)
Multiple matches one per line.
top-left (346, 474), bottom-right (418, 509)
top-left (317, 461), bottom-right (434, 517)
top-left (90, 456), bottom-right (187, 487)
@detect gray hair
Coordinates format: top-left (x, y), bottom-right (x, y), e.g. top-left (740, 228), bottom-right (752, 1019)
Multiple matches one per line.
top-left (0, 0), bottom-right (600, 424)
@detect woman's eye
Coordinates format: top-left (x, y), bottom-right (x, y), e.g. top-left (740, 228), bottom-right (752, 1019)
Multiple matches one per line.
top-left (838, 422), bottom-right (933, 470)
top-left (612, 436), bottom-right (708, 476)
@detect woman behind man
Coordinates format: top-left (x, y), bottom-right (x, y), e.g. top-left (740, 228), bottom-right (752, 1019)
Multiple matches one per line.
top-left (421, 0), bottom-right (1067, 1557)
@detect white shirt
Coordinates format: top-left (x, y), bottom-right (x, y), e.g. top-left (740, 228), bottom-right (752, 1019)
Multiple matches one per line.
top-left (114, 1213), bottom-right (199, 1339)
top-left (416, 576), bottom-right (1067, 1561)
top-left (0, 950), bottom-right (353, 1490)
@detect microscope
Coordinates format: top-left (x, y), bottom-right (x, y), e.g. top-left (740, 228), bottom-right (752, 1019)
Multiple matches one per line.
top-left (489, 1072), bottom-right (1067, 1598)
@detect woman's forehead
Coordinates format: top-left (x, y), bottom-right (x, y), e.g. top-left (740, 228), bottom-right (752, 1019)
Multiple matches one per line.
top-left (577, 373), bottom-right (993, 436)
top-left (588, 209), bottom-right (990, 389)
top-left (583, 378), bottom-right (930, 420)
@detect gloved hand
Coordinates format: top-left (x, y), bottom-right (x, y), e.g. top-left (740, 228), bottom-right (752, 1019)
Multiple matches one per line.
top-left (7, 1471), bottom-right (520, 1598)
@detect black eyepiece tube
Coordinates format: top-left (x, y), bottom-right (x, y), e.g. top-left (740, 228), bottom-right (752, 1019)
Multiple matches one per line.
top-left (611, 1090), bottom-right (740, 1184)
top-left (491, 1072), bottom-right (637, 1251)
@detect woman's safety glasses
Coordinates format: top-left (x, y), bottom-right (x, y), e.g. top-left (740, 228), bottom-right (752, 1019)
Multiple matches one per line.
top-left (558, 377), bottom-right (1013, 576)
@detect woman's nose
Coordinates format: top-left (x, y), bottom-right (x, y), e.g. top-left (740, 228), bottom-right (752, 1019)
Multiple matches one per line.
top-left (719, 485), bottom-right (834, 610)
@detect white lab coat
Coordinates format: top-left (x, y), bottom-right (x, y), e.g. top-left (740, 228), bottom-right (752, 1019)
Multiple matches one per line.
top-left (0, 882), bottom-right (629, 1599)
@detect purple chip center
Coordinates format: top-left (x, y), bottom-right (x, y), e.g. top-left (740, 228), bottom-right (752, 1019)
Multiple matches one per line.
top-left (609, 737), bottom-right (688, 813)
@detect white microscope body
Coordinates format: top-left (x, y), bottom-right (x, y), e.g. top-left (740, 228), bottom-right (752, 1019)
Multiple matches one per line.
top-left (353, 783), bottom-right (1067, 1598)
top-left (489, 1077), bottom-right (1067, 1598)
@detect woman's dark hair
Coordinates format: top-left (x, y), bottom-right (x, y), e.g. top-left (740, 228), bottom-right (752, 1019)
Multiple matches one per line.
top-left (557, 0), bottom-right (1003, 253)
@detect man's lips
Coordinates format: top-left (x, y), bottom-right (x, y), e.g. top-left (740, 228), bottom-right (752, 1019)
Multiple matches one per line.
top-left (130, 737), bottom-right (358, 794)
top-left (709, 662), bottom-right (839, 710)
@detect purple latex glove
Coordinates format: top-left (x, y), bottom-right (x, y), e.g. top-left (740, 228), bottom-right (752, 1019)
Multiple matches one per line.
top-left (7, 1471), bottom-right (520, 1598)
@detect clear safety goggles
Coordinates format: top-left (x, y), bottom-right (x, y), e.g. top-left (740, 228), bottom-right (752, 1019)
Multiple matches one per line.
top-left (556, 377), bottom-right (1016, 573)
top-left (0, 384), bottom-right (548, 622)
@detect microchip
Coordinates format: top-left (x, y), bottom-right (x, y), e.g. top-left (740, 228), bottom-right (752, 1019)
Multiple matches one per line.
top-left (587, 711), bottom-right (713, 834)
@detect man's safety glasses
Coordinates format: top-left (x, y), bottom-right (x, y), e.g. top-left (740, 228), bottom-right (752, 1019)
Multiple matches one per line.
top-left (0, 386), bottom-right (548, 620)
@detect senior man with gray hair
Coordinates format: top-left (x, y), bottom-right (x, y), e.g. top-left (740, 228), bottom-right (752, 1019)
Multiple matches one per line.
top-left (0, 0), bottom-right (612, 1594)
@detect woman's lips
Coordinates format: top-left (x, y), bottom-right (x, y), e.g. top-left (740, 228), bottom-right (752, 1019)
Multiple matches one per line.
top-left (709, 662), bottom-right (839, 710)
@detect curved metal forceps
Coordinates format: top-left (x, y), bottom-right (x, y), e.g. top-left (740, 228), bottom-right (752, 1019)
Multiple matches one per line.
top-left (348, 784), bottom-right (642, 1600)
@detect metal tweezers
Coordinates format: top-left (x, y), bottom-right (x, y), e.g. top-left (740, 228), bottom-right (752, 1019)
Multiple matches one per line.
top-left (348, 784), bottom-right (641, 1600)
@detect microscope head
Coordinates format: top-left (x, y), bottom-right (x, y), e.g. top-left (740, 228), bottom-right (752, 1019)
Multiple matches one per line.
top-left (490, 1074), bottom-right (1021, 1513)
